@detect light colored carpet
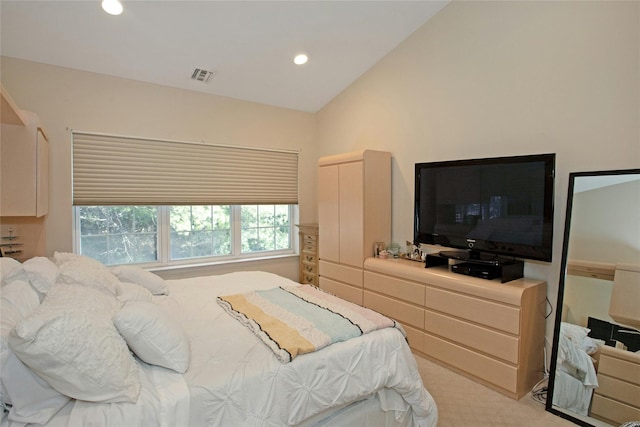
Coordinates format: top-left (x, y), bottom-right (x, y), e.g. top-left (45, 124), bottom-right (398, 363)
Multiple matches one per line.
top-left (413, 353), bottom-right (575, 426)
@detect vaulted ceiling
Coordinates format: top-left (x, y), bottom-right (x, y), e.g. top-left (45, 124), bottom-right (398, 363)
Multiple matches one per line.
top-left (1, 1), bottom-right (448, 112)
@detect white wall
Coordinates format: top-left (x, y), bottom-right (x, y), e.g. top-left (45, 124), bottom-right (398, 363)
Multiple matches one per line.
top-left (569, 180), bottom-right (640, 264)
top-left (563, 179), bottom-right (640, 328)
top-left (1, 57), bottom-right (317, 279)
top-left (316, 1), bottom-right (640, 344)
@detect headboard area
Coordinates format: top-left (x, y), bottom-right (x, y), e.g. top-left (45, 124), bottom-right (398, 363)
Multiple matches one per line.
top-left (609, 263), bottom-right (640, 330)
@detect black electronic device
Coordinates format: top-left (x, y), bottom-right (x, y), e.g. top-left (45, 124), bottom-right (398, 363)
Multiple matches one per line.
top-left (414, 153), bottom-right (555, 263)
top-left (426, 251), bottom-right (524, 282)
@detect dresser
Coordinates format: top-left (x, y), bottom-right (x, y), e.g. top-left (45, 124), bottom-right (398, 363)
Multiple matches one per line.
top-left (296, 224), bottom-right (319, 286)
top-left (363, 257), bottom-right (547, 400)
top-left (591, 345), bottom-right (640, 425)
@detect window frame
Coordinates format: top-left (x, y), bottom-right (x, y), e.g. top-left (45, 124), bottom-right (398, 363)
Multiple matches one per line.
top-left (73, 204), bottom-right (297, 268)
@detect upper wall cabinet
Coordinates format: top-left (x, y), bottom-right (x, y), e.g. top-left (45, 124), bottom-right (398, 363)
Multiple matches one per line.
top-left (1, 85), bottom-right (49, 217)
top-left (1, 83), bottom-right (26, 126)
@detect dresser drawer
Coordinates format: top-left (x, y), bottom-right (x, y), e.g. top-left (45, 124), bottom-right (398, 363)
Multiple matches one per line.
top-left (301, 274), bottom-right (317, 286)
top-left (599, 352), bottom-right (640, 385)
top-left (424, 333), bottom-right (518, 393)
top-left (319, 260), bottom-right (363, 287)
top-left (364, 290), bottom-right (424, 329)
top-left (303, 233), bottom-right (317, 245)
top-left (401, 323), bottom-right (425, 353)
top-left (424, 309), bottom-right (519, 364)
top-left (364, 271), bottom-right (425, 304)
top-left (301, 261), bottom-right (317, 274)
top-left (301, 253), bottom-right (317, 265)
top-left (303, 243), bottom-right (317, 254)
top-left (596, 374), bottom-right (640, 407)
top-left (425, 286), bottom-right (520, 335)
top-left (592, 394), bottom-right (640, 425)
top-left (319, 277), bottom-right (362, 305)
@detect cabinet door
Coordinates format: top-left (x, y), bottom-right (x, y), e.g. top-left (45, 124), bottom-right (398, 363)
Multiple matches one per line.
top-left (1, 123), bottom-right (37, 216)
top-left (36, 128), bottom-right (48, 217)
top-left (338, 161), bottom-right (364, 268)
top-left (1, 117), bottom-right (48, 217)
top-left (319, 164), bottom-right (339, 263)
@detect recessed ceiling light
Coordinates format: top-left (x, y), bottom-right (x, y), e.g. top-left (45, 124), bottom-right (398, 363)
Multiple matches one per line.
top-left (293, 54), bottom-right (308, 66)
top-left (102, 0), bottom-right (123, 15)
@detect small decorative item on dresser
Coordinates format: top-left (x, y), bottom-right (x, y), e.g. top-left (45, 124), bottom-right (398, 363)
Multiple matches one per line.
top-left (387, 242), bottom-right (401, 258)
top-left (374, 242), bottom-right (386, 257)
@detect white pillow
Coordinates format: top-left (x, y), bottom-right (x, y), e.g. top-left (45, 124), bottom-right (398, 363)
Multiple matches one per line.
top-left (9, 283), bottom-right (140, 403)
top-left (52, 251), bottom-right (79, 265)
top-left (0, 280), bottom-right (70, 424)
top-left (111, 266), bottom-right (168, 295)
top-left (560, 322), bottom-right (590, 342)
top-left (116, 281), bottom-right (154, 304)
top-left (55, 254), bottom-right (119, 296)
top-left (114, 301), bottom-right (190, 373)
top-left (22, 257), bottom-right (58, 295)
top-left (1, 258), bottom-right (28, 287)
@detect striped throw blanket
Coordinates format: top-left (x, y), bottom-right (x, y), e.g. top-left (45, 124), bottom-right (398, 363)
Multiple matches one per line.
top-left (217, 285), bottom-right (404, 363)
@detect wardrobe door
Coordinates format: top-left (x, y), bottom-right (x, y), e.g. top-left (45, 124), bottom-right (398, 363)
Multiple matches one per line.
top-left (318, 164), bottom-right (339, 263)
top-left (338, 161), bottom-right (364, 268)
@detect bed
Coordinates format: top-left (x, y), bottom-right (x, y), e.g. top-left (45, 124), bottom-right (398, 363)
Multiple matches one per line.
top-left (551, 322), bottom-right (602, 416)
top-left (0, 254), bottom-right (438, 427)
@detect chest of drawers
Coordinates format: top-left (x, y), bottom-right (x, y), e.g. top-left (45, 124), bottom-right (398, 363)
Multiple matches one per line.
top-left (363, 257), bottom-right (547, 400)
top-left (297, 224), bottom-right (319, 285)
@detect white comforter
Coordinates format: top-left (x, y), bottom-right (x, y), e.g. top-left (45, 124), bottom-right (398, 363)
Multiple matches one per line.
top-left (156, 271), bottom-right (437, 427)
top-left (2, 271), bottom-right (437, 427)
top-left (1, 360), bottom-right (190, 427)
top-left (551, 322), bottom-right (600, 416)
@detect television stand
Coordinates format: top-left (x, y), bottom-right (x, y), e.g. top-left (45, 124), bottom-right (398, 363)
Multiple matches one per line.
top-left (425, 252), bottom-right (524, 283)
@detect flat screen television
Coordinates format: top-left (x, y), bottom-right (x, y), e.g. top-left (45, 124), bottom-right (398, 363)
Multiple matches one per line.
top-left (414, 153), bottom-right (555, 263)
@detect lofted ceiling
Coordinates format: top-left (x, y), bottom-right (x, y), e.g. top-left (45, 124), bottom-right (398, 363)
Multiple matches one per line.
top-left (0, 0), bottom-right (448, 112)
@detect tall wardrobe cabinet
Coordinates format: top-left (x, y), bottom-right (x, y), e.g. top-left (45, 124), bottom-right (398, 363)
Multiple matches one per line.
top-left (318, 150), bottom-right (391, 305)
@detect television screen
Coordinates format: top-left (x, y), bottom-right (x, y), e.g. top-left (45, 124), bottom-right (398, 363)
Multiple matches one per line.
top-left (414, 153), bottom-right (555, 262)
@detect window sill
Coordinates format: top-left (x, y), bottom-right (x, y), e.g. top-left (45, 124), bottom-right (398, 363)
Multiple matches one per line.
top-left (147, 253), bottom-right (299, 281)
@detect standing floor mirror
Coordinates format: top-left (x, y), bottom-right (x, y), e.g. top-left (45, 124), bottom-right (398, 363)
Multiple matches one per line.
top-left (546, 169), bottom-right (640, 426)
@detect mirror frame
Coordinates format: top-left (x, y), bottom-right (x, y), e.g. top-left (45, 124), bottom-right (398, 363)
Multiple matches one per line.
top-left (546, 168), bottom-right (640, 426)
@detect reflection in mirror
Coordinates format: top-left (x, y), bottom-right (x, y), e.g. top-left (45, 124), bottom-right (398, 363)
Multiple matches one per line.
top-left (547, 169), bottom-right (640, 426)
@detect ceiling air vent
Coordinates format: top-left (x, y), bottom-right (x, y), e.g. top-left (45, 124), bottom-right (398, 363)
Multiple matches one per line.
top-left (191, 68), bottom-right (216, 83)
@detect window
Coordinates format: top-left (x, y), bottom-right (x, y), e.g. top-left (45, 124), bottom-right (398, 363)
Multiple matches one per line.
top-left (76, 205), bottom-right (295, 266)
top-left (71, 132), bottom-right (299, 267)
top-left (170, 205), bottom-right (231, 260)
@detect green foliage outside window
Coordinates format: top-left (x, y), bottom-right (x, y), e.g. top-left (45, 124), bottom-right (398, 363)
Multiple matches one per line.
top-left (170, 205), bottom-right (232, 259)
top-left (79, 206), bottom-right (158, 265)
top-left (241, 205), bottom-right (290, 253)
top-left (78, 204), bottom-right (292, 265)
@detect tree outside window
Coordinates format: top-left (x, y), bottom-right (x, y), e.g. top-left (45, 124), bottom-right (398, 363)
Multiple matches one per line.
top-left (77, 204), bottom-right (293, 266)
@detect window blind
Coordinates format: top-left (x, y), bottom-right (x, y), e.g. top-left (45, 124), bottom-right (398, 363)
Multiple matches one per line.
top-left (72, 132), bottom-right (298, 206)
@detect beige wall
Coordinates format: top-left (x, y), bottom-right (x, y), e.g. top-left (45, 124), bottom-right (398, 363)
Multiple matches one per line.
top-left (563, 180), bottom-right (640, 328)
top-left (569, 180), bottom-right (640, 264)
top-left (1, 57), bottom-right (317, 279)
top-left (316, 1), bottom-right (639, 344)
